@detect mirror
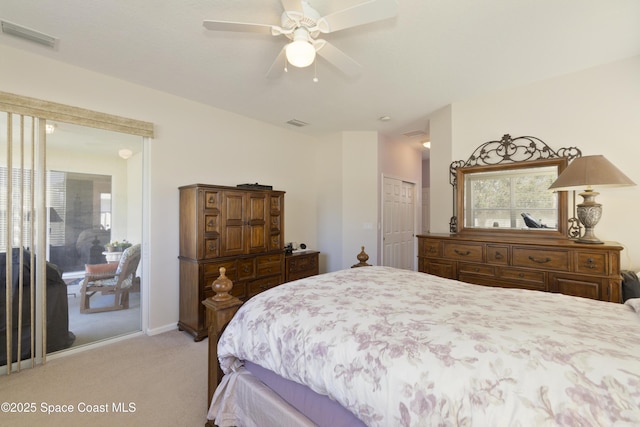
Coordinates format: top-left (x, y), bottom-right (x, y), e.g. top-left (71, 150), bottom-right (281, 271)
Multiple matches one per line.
top-left (450, 135), bottom-right (581, 238)
top-left (456, 158), bottom-right (568, 237)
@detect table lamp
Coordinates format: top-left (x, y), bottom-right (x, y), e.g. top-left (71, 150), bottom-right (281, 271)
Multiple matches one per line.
top-left (548, 155), bottom-right (635, 243)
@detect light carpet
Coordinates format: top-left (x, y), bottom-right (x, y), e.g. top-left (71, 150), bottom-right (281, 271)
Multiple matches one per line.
top-left (0, 329), bottom-right (209, 426)
top-left (66, 283), bottom-right (141, 347)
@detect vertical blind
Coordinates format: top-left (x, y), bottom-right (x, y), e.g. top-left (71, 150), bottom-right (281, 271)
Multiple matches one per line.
top-left (2, 113), bottom-right (47, 374)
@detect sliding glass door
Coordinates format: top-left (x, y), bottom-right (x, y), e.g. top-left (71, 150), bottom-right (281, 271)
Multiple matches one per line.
top-left (1, 91), bottom-right (152, 373)
top-left (46, 123), bottom-right (143, 348)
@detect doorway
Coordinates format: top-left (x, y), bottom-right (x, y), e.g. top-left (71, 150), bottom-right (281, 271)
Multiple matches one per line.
top-left (382, 177), bottom-right (416, 270)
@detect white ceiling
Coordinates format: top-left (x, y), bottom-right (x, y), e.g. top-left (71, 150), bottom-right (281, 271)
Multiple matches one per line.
top-left (2, 0), bottom-right (640, 156)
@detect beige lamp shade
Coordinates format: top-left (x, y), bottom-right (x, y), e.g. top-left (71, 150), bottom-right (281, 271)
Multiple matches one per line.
top-left (549, 155), bottom-right (636, 191)
top-left (549, 154), bottom-right (635, 243)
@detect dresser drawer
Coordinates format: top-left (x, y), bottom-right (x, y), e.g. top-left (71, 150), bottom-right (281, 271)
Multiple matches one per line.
top-left (512, 247), bottom-right (569, 271)
top-left (256, 254), bottom-right (283, 277)
top-left (237, 258), bottom-right (255, 280)
top-left (422, 259), bottom-right (456, 279)
top-left (459, 262), bottom-right (494, 277)
top-left (248, 275), bottom-right (281, 297)
top-left (550, 274), bottom-right (604, 301)
top-left (203, 260), bottom-right (237, 281)
top-left (420, 239), bottom-right (442, 257)
top-left (498, 267), bottom-right (546, 287)
top-left (487, 245), bottom-right (509, 265)
top-left (285, 252), bottom-right (319, 282)
top-left (203, 238), bottom-right (220, 259)
top-left (204, 214), bottom-right (218, 233)
top-left (443, 242), bottom-right (483, 262)
top-left (575, 252), bottom-right (607, 275)
top-left (203, 190), bottom-right (221, 210)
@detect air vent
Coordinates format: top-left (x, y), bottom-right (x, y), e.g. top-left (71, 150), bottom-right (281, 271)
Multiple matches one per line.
top-left (1, 20), bottom-right (57, 48)
top-left (403, 130), bottom-right (426, 138)
top-left (286, 119), bottom-right (309, 127)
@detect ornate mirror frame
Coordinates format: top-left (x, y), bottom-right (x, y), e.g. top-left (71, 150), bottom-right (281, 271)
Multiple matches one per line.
top-left (450, 134), bottom-right (582, 238)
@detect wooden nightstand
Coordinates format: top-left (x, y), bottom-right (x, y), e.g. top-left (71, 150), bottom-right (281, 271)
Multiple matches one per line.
top-left (285, 251), bottom-right (319, 282)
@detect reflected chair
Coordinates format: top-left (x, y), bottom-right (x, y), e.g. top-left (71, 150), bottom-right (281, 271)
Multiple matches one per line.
top-left (80, 244), bottom-right (140, 314)
top-left (521, 212), bottom-right (548, 229)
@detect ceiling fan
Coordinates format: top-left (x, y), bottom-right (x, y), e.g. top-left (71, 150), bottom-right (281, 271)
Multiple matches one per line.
top-left (203, 0), bottom-right (398, 78)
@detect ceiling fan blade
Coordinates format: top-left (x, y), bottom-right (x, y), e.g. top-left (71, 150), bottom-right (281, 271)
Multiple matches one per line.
top-left (316, 0), bottom-right (398, 33)
top-left (280, 0), bottom-right (304, 14)
top-left (314, 40), bottom-right (361, 77)
top-left (203, 20), bottom-right (275, 35)
top-left (266, 47), bottom-right (287, 79)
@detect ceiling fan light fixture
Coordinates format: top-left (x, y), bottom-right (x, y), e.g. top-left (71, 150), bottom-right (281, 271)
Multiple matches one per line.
top-left (285, 28), bottom-right (316, 68)
top-left (286, 40), bottom-right (315, 67)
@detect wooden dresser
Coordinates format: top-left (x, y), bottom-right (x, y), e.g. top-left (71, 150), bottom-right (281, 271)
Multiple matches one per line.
top-left (417, 234), bottom-right (623, 303)
top-left (285, 251), bottom-right (319, 282)
top-left (178, 184), bottom-right (285, 341)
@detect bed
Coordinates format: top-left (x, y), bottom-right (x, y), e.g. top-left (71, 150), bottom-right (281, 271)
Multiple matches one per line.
top-left (204, 265), bottom-right (640, 426)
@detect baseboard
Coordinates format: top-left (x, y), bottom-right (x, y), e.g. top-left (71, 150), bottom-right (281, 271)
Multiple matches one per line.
top-left (146, 323), bottom-right (178, 336)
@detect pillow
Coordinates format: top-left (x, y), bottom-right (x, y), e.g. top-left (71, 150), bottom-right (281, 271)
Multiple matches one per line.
top-left (85, 262), bottom-right (117, 278)
top-left (621, 270), bottom-right (640, 302)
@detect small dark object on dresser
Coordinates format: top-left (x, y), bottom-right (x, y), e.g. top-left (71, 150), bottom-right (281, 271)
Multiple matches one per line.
top-left (237, 183), bottom-right (273, 190)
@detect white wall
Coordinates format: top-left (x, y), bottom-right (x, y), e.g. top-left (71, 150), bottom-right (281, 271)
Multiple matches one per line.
top-left (313, 133), bottom-right (343, 272)
top-left (428, 105), bottom-right (454, 234)
top-left (341, 131), bottom-right (379, 268)
top-left (430, 55), bottom-right (640, 269)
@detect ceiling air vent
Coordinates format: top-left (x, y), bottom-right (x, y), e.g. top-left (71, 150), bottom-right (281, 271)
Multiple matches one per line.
top-left (1, 20), bottom-right (57, 48)
top-left (286, 119), bottom-right (309, 128)
top-left (403, 130), bottom-right (426, 138)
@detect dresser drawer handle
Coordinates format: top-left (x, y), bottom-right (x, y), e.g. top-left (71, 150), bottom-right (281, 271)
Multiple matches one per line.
top-left (518, 273), bottom-right (525, 278)
top-left (585, 258), bottom-right (597, 269)
top-left (428, 246), bottom-right (437, 253)
top-left (529, 256), bottom-right (551, 264)
top-left (207, 242), bottom-right (215, 251)
top-left (208, 196), bottom-right (215, 203)
top-left (208, 219), bottom-right (214, 227)
top-left (242, 265), bottom-right (250, 273)
top-left (454, 249), bottom-right (471, 256)
top-left (494, 251), bottom-right (504, 260)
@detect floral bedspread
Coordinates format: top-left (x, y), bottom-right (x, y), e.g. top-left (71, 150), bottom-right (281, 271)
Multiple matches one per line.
top-left (216, 266), bottom-right (640, 426)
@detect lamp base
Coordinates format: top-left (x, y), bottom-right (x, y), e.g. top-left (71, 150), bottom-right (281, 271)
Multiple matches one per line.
top-left (576, 234), bottom-right (604, 244)
top-left (576, 189), bottom-right (603, 244)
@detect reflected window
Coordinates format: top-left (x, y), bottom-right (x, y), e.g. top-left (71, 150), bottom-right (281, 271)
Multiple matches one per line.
top-left (464, 166), bottom-right (558, 229)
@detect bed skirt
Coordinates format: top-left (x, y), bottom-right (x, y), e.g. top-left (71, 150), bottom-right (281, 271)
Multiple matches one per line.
top-left (208, 367), bottom-right (316, 427)
top-left (208, 362), bottom-right (366, 427)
